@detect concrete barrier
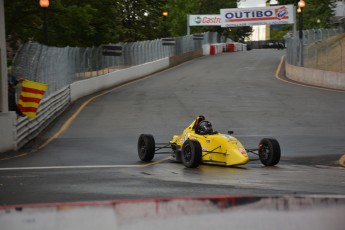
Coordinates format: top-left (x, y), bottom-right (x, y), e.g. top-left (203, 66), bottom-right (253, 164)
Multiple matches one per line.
top-left (71, 58), bottom-right (169, 102)
top-left (226, 43), bottom-right (235, 52)
top-left (1, 196), bottom-right (345, 230)
top-left (0, 112), bottom-right (16, 152)
top-left (169, 49), bottom-right (203, 67)
top-left (285, 62), bottom-right (345, 91)
top-left (203, 44), bottom-right (224, 55)
top-left (224, 42), bottom-right (246, 52)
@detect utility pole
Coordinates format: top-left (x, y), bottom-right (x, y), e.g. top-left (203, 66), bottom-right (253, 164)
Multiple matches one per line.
top-left (0, 0), bottom-right (8, 113)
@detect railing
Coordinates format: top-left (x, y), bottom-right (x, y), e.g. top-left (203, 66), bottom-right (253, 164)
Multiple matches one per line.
top-left (285, 27), bottom-right (345, 72)
top-left (11, 32), bottom-right (223, 97)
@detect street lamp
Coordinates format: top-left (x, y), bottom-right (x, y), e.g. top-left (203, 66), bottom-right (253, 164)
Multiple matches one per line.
top-left (39, 0), bottom-right (49, 45)
top-left (297, 0), bottom-right (305, 40)
top-left (162, 10), bottom-right (169, 37)
top-left (162, 10), bottom-right (168, 17)
top-left (297, 0), bottom-right (305, 66)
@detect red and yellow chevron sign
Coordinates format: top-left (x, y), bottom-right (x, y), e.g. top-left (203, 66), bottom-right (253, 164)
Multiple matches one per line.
top-left (18, 80), bottom-right (48, 118)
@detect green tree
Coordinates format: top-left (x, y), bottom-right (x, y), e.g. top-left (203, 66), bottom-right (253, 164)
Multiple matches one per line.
top-left (267, 0), bottom-right (336, 29)
top-left (266, 0), bottom-right (336, 40)
top-left (48, 1), bottom-right (98, 47)
top-left (4, 0), bottom-right (100, 47)
top-left (4, 0), bottom-right (167, 47)
top-left (225, 27), bottom-right (253, 43)
top-left (165, 0), bottom-right (199, 36)
top-left (4, 0), bottom-right (253, 49)
top-left (5, 0), bottom-right (43, 46)
top-left (118, 0), bottom-right (167, 41)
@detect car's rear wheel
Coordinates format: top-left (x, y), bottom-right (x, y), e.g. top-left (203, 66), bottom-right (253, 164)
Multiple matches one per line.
top-left (258, 138), bottom-right (281, 166)
top-left (138, 134), bottom-right (155, 162)
top-left (181, 140), bottom-right (202, 168)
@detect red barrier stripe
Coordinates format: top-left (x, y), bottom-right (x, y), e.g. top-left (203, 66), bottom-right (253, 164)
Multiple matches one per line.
top-left (21, 86), bottom-right (46, 95)
top-left (0, 195), bottom-right (258, 210)
top-left (18, 105), bottom-right (38, 113)
top-left (19, 96), bottom-right (41, 104)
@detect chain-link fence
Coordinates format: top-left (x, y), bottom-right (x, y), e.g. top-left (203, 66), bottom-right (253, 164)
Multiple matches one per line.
top-left (285, 27), bottom-right (345, 72)
top-left (11, 32), bottom-right (223, 97)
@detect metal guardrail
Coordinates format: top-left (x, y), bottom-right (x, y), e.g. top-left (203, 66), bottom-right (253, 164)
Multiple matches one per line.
top-left (11, 32), bottom-right (223, 98)
top-left (285, 27), bottom-right (345, 72)
top-left (16, 86), bottom-right (70, 149)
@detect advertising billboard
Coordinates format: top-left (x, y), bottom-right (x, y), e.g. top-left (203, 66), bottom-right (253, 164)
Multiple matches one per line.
top-left (188, 15), bottom-right (221, 26)
top-left (220, 5), bottom-right (295, 27)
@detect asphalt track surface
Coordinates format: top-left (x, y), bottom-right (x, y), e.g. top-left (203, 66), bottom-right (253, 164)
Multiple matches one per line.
top-left (0, 49), bottom-right (344, 205)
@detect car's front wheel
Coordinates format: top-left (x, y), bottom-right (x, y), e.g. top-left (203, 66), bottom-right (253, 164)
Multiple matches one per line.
top-left (258, 138), bottom-right (281, 166)
top-left (138, 134), bottom-right (155, 162)
top-left (181, 140), bottom-right (202, 168)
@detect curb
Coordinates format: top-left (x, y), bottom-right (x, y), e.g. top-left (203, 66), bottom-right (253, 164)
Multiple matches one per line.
top-left (339, 155), bottom-right (345, 167)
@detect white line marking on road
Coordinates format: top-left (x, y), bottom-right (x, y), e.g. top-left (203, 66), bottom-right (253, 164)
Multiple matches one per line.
top-left (0, 165), bottom-right (144, 171)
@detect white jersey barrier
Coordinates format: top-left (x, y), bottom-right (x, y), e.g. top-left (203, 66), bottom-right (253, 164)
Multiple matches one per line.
top-left (202, 43), bottom-right (223, 55)
top-left (70, 58), bottom-right (169, 102)
top-left (203, 42), bottom-right (246, 55)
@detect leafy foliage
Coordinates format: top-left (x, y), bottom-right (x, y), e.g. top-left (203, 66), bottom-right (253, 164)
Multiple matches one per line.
top-left (4, 0), bottom-right (253, 50)
top-left (4, 0), bottom-right (167, 47)
top-left (5, 0), bottom-right (338, 49)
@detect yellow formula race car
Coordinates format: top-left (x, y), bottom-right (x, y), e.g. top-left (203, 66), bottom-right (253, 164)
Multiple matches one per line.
top-left (138, 116), bottom-right (281, 168)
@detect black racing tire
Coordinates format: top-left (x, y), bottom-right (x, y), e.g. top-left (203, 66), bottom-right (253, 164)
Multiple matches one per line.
top-left (258, 138), bottom-right (281, 166)
top-left (138, 134), bottom-right (155, 162)
top-left (181, 140), bottom-right (202, 168)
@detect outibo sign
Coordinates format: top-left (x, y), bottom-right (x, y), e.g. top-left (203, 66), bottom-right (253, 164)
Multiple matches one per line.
top-left (220, 5), bottom-right (294, 27)
top-left (188, 15), bottom-right (221, 26)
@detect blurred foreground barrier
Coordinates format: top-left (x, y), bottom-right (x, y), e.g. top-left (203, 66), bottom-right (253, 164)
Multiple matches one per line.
top-left (1, 195), bottom-right (345, 230)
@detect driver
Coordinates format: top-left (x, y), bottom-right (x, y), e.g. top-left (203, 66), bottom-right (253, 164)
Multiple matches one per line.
top-left (196, 120), bottom-right (214, 135)
top-left (193, 115), bottom-right (205, 130)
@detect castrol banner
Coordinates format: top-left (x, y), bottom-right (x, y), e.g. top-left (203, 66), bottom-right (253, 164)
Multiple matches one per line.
top-left (220, 5), bottom-right (294, 27)
top-left (188, 15), bottom-right (222, 26)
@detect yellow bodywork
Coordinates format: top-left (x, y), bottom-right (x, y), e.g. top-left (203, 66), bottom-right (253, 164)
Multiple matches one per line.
top-left (170, 119), bottom-right (249, 166)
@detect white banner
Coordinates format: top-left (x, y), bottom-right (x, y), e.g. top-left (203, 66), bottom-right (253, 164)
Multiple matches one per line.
top-left (188, 15), bottom-right (221, 26)
top-left (220, 5), bottom-right (295, 27)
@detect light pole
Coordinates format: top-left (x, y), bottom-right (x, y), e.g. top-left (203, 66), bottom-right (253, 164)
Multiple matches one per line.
top-left (162, 10), bottom-right (169, 37)
top-left (297, 0), bottom-right (305, 66)
top-left (0, 0), bottom-right (8, 112)
top-left (39, 0), bottom-right (49, 45)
